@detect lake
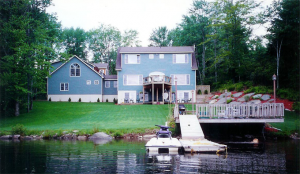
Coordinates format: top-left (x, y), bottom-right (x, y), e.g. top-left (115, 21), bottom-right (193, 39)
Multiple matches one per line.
top-left (0, 139), bottom-right (299, 173)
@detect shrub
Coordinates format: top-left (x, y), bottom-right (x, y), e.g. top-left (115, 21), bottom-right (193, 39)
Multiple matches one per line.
top-left (243, 81), bottom-right (253, 88)
top-left (11, 124), bottom-right (26, 135)
top-left (235, 83), bottom-right (243, 92)
top-left (78, 98), bottom-right (81, 102)
top-left (244, 95), bottom-right (250, 102)
top-left (244, 87), bottom-right (254, 94)
top-left (277, 88), bottom-right (299, 101)
top-left (114, 99), bottom-right (118, 104)
top-left (106, 98), bottom-right (108, 102)
top-left (292, 102), bottom-right (300, 113)
top-left (97, 98), bottom-right (100, 102)
top-left (113, 131), bottom-right (123, 138)
top-left (49, 97), bottom-right (51, 102)
top-left (226, 99), bottom-right (233, 104)
top-left (198, 89), bottom-right (202, 95)
top-left (68, 98), bottom-right (71, 102)
top-left (204, 89), bottom-right (208, 94)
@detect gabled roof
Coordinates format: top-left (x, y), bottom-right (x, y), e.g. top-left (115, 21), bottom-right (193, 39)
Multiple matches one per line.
top-left (94, 63), bottom-right (108, 69)
top-left (104, 75), bottom-right (117, 80)
top-left (49, 55), bottom-right (104, 78)
top-left (116, 46), bottom-right (198, 70)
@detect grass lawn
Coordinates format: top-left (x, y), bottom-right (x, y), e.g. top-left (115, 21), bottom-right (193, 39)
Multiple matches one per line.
top-left (271, 111), bottom-right (300, 133)
top-left (0, 101), bottom-right (172, 131)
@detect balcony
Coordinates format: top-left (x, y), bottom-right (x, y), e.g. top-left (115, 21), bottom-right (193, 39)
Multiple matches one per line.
top-left (143, 75), bottom-right (172, 85)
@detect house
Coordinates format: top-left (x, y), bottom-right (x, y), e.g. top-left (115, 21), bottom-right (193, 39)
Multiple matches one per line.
top-left (47, 55), bottom-right (117, 102)
top-left (116, 46), bottom-right (197, 104)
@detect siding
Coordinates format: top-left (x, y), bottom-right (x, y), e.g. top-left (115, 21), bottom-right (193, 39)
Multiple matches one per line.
top-left (48, 57), bottom-right (102, 95)
top-left (103, 80), bottom-right (118, 95)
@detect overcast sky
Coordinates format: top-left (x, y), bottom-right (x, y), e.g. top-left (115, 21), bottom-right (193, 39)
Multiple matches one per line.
top-left (47, 0), bottom-right (272, 46)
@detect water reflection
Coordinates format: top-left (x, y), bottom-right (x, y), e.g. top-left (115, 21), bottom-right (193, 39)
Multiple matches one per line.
top-left (0, 139), bottom-right (299, 173)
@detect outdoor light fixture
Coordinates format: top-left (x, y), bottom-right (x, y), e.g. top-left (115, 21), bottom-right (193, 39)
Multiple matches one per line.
top-left (272, 74), bottom-right (276, 103)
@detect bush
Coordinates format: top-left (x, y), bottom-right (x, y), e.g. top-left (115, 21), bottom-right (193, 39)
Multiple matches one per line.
top-left (12, 124), bottom-right (26, 135)
top-left (243, 81), bottom-right (253, 88)
top-left (227, 99), bottom-right (233, 104)
top-left (113, 131), bottom-right (123, 138)
top-left (244, 95), bottom-right (250, 102)
top-left (292, 102), bottom-right (300, 113)
top-left (244, 87), bottom-right (254, 94)
top-left (277, 88), bottom-right (299, 101)
top-left (49, 97), bottom-right (51, 102)
top-left (97, 98), bottom-right (100, 102)
top-left (106, 98), bottom-right (108, 102)
top-left (68, 98), bottom-right (71, 102)
top-left (78, 98), bottom-right (81, 102)
top-left (114, 99), bottom-right (118, 104)
top-left (235, 83), bottom-right (243, 92)
top-left (198, 89), bottom-right (202, 95)
top-left (204, 89), bottom-right (208, 94)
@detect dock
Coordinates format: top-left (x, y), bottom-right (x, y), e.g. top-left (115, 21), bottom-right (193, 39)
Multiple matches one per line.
top-left (179, 115), bottom-right (227, 152)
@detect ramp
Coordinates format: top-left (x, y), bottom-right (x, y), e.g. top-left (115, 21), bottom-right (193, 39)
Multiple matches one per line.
top-left (179, 115), bottom-right (204, 140)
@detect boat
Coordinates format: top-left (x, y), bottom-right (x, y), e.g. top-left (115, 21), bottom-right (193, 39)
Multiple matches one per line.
top-left (145, 125), bottom-right (182, 154)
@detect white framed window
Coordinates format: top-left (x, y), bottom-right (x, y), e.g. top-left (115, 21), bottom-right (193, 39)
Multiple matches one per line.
top-left (149, 54), bottom-right (154, 59)
top-left (105, 81), bottom-right (110, 88)
top-left (173, 54), bottom-right (188, 64)
top-left (124, 54), bottom-right (140, 64)
top-left (94, 80), bottom-right (99, 85)
top-left (171, 74), bottom-right (190, 85)
top-left (123, 74), bottom-right (143, 85)
top-left (70, 63), bottom-right (80, 76)
top-left (159, 54), bottom-right (164, 59)
top-left (86, 80), bottom-right (91, 85)
top-left (114, 81), bottom-right (117, 88)
top-left (60, 83), bottom-right (69, 91)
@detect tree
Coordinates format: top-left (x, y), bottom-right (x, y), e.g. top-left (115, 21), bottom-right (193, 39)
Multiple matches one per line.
top-left (149, 26), bottom-right (171, 47)
top-left (61, 27), bottom-right (87, 60)
top-left (122, 30), bottom-right (141, 47)
top-left (0, 0), bottom-right (60, 116)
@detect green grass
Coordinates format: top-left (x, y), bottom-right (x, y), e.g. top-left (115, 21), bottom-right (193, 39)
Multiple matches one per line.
top-left (0, 101), bottom-right (171, 132)
top-left (271, 111), bottom-right (300, 133)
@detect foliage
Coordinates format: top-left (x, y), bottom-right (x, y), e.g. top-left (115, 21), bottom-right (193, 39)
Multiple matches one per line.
top-left (277, 88), bottom-right (299, 101)
top-left (204, 90), bottom-right (208, 94)
top-left (0, 0), bottom-right (61, 116)
top-left (198, 89), bottom-right (202, 95)
top-left (292, 102), bottom-right (300, 113)
top-left (11, 124), bottom-right (26, 135)
top-left (78, 98), bottom-right (81, 102)
top-left (149, 26), bottom-right (171, 47)
top-left (244, 88), bottom-right (254, 94)
top-left (113, 131), bottom-right (123, 138)
top-left (68, 98), bottom-right (71, 102)
top-left (49, 98), bottom-right (51, 102)
top-left (97, 98), bottom-right (100, 102)
top-left (106, 98), bottom-right (108, 102)
top-left (244, 96), bottom-right (250, 102)
top-left (226, 99), bottom-right (233, 104)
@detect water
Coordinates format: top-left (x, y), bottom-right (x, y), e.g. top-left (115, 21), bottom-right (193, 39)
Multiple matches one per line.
top-left (0, 139), bottom-right (299, 173)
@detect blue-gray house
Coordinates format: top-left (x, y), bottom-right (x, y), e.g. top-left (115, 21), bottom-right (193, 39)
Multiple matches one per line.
top-left (116, 46), bottom-right (197, 104)
top-left (47, 56), bottom-right (117, 102)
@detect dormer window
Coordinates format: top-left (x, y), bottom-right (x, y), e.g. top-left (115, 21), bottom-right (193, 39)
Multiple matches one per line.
top-left (70, 63), bottom-right (80, 77)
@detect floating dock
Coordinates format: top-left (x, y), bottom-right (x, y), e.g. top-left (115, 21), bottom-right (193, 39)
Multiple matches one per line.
top-left (179, 115), bottom-right (227, 153)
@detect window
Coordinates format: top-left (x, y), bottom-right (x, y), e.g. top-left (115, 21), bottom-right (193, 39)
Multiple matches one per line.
top-left (105, 81), bottom-right (110, 88)
top-left (114, 81), bottom-right (117, 88)
top-left (86, 80), bottom-right (91, 85)
top-left (94, 80), bottom-right (99, 85)
top-left (171, 74), bottom-right (190, 85)
top-left (70, 63), bottom-right (80, 76)
top-left (173, 54), bottom-right (188, 64)
top-left (125, 54), bottom-right (140, 64)
top-left (149, 54), bottom-right (154, 59)
top-left (60, 83), bottom-right (69, 91)
top-left (159, 54), bottom-right (164, 59)
top-left (123, 75), bottom-right (143, 85)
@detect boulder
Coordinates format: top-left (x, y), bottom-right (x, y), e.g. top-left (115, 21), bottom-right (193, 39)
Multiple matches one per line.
top-left (252, 94), bottom-right (262, 99)
top-left (247, 100), bottom-right (261, 104)
top-left (261, 94), bottom-right (271, 101)
top-left (209, 99), bottom-right (217, 104)
top-left (21, 136), bottom-right (33, 140)
top-left (89, 132), bottom-right (112, 140)
top-left (0, 135), bottom-right (12, 140)
top-left (212, 95), bottom-right (219, 99)
top-left (233, 92), bottom-right (243, 98)
top-left (142, 134), bottom-right (156, 140)
top-left (244, 92), bottom-right (255, 97)
top-left (13, 135), bottom-right (20, 139)
top-left (230, 101), bottom-right (242, 105)
top-left (216, 97), bottom-right (233, 104)
top-left (237, 97), bottom-right (245, 102)
top-left (77, 135), bottom-right (87, 141)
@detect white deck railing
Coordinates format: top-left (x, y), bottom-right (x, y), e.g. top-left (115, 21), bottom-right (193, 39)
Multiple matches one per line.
top-left (195, 103), bottom-right (284, 119)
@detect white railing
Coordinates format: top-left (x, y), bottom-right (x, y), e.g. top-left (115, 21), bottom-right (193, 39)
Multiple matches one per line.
top-left (194, 103), bottom-right (284, 118)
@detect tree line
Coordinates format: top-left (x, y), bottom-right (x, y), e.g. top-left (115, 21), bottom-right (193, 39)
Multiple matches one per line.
top-left (0, 0), bottom-right (299, 117)
top-left (149, 0), bottom-right (299, 93)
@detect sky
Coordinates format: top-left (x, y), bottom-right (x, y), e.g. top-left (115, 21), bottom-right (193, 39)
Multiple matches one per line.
top-left (46, 0), bottom-right (273, 47)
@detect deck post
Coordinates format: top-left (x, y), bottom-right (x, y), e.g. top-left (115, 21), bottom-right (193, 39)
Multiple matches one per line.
top-left (143, 87), bottom-right (145, 104)
top-left (156, 87), bottom-right (158, 103)
top-left (152, 83), bottom-right (154, 104)
top-left (162, 83), bottom-right (164, 103)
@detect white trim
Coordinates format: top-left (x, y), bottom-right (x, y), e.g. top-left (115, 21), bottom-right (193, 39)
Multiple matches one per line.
top-left (70, 63), bottom-right (81, 77)
top-left (173, 54), bottom-right (188, 64)
top-left (123, 74), bottom-right (143, 86)
top-left (170, 74), bottom-right (190, 85)
top-left (117, 90), bottom-right (137, 104)
top-left (48, 94), bottom-right (102, 102)
top-left (86, 80), bottom-right (91, 85)
top-left (105, 81), bottom-right (110, 88)
top-left (60, 83), bottom-right (69, 91)
top-left (149, 54), bottom-right (154, 59)
top-left (114, 81), bottom-right (117, 88)
top-left (94, 80), bottom-right (99, 85)
top-left (159, 54), bottom-right (164, 59)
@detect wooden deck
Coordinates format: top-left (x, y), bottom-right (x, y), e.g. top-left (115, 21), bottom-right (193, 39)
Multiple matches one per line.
top-left (174, 103), bottom-right (285, 123)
